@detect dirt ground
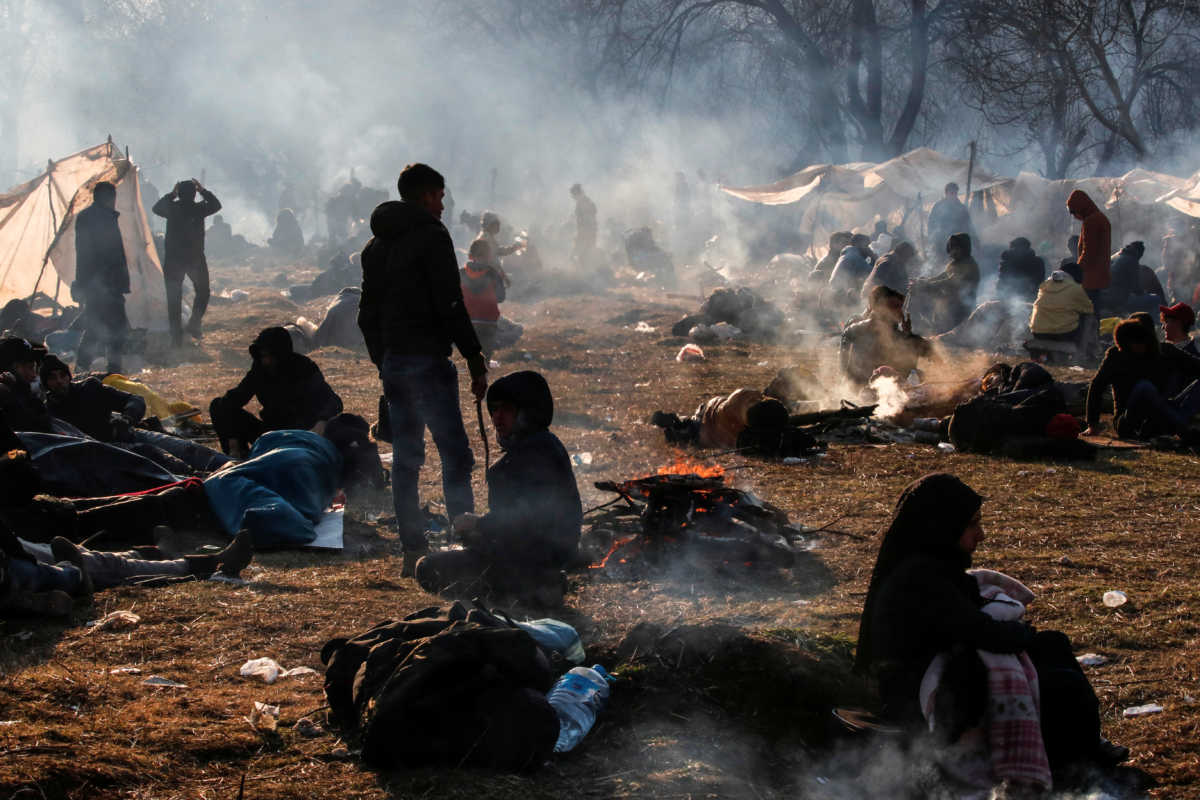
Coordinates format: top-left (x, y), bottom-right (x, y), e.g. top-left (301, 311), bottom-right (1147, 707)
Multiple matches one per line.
top-left (2, 265), bottom-right (1199, 798)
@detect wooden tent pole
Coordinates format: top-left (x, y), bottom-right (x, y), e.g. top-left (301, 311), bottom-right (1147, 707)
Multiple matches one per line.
top-left (965, 141), bottom-right (977, 206)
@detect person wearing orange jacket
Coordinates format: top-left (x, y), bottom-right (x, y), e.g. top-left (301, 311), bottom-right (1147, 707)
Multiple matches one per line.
top-left (1066, 190), bottom-right (1111, 312)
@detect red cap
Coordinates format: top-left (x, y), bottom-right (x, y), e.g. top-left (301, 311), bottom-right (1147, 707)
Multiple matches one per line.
top-left (1159, 302), bottom-right (1196, 329)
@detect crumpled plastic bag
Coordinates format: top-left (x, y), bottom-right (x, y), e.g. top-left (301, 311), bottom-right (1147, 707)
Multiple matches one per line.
top-left (239, 657), bottom-right (319, 684)
top-left (248, 701), bottom-right (280, 731)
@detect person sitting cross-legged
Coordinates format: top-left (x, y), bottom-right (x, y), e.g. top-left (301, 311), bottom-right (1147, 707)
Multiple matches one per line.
top-left (415, 371), bottom-right (581, 606)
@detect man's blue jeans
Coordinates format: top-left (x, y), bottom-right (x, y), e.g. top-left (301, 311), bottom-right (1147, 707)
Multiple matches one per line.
top-left (1126, 379), bottom-right (1200, 434)
top-left (381, 353), bottom-right (475, 549)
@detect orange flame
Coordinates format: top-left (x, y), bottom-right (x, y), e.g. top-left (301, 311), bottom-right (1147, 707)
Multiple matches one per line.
top-left (656, 455), bottom-right (725, 479)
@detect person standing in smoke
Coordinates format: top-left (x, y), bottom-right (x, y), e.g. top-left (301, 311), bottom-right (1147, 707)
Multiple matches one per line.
top-left (73, 181), bottom-right (129, 373)
top-left (1066, 189), bottom-right (1110, 314)
top-left (153, 179), bottom-right (222, 347)
top-left (926, 182), bottom-right (974, 257)
top-left (570, 183), bottom-right (597, 268)
top-left (358, 163), bottom-right (488, 577)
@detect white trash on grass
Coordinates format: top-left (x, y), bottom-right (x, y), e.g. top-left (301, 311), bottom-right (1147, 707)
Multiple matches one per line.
top-left (1123, 703), bottom-right (1163, 718)
top-left (239, 657), bottom-right (319, 684)
top-left (248, 701), bottom-right (280, 731)
top-left (1102, 590), bottom-right (1128, 608)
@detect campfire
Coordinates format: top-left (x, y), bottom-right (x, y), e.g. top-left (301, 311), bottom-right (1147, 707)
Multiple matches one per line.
top-left (587, 456), bottom-right (799, 571)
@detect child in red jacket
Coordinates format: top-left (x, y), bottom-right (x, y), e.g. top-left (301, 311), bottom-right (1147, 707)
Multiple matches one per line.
top-left (460, 239), bottom-right (509, 357)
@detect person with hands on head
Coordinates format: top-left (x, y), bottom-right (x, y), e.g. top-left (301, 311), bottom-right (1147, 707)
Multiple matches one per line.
top-left (358, 163), bottom-right (488, 577)
top-left (152, 178), bottom-right (221, 347)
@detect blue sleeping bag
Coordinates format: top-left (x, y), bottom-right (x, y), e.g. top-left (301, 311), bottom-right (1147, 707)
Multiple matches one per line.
top-left (203, 430), bottom-right (341, 547)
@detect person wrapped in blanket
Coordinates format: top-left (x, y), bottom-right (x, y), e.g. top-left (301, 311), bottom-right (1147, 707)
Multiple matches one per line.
top-left (0, 446), bottom-right (253, 617)
top-left (0, 412), bottom-right (384, 552)
top-left (855, 473), bottom-right (1127, 792)
top-left (415, 371), bottom-right (581, 607)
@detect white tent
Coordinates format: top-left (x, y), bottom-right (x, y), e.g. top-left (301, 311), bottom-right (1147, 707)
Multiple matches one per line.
top-left (0, 141), bottom-right (165, 328)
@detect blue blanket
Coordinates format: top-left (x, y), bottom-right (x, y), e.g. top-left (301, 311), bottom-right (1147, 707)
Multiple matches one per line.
top-left (203, 430), bottom-right (341, 547)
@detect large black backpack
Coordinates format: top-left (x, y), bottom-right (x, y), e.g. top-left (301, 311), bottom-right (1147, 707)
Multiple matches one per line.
top-left (321, 606), bottom-right (558, 772)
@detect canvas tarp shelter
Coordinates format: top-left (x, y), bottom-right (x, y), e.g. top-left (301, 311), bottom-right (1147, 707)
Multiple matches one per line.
top-left (0, 141), bottom-right (165, 329)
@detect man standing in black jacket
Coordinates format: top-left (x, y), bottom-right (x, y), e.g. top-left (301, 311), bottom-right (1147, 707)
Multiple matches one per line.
top-left (358, 164), bottom-right (487, 575)
top-left (74, 182), bottom-right (129, 372)
top-left (153, 179), bottom-right (221, 347)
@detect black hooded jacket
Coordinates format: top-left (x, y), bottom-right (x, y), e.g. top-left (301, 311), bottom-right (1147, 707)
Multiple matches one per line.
top-left (475, 371), bottom-right (582, 567)
top-left (996, 239), bottom-right (1045, 302)
top-left (358, 201), bottom-right (484, 374)
top-left (856, 474), bottom-right (1033, 722)
top-left (216, 327), bottom-right (343, 430)
top-left (74, 203), bottom-right (130, 295)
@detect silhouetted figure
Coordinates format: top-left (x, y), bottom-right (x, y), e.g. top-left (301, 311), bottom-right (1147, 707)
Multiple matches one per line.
top-left (153, 179), bottom-right (221, 346)
top-left (74, 181), bottom-right (129, 372)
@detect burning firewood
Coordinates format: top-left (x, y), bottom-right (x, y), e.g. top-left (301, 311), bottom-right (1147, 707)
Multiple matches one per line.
top-left (587, 458), bottom-right (800, 571)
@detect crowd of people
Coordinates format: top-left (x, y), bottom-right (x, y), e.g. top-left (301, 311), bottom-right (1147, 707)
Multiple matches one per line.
top-left (8, 159), bottom-right (1192, 795)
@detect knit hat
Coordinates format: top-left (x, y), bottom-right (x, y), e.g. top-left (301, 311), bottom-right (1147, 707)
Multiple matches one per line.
top-left (1159, 302), bottom-right (1196, 330)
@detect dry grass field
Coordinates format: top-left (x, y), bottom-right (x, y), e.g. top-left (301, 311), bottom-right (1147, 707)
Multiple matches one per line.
top-left (2, 260), bottom-right (1199, 798)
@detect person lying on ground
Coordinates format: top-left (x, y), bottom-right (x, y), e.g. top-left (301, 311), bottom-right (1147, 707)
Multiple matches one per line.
top-left (861, 241), bottom-right (918, 301)
top-left (415, 371), bottom-right (581, 607)
top-left (910, 233), bottom-right (980, 333)
top-left (1160, 302), bottom-right (1198, 357)
top-left (0, 337), bottom-right (52, 433)
top-left (1, 514), bottom-right (252, 618)
top-left (58, 413), bottom-right (384, 550)
top-left (209, 326), bottom-right (343, 457)
top-left (1084, 318), bottom-right (1200, 439)
top-left (40, 356), bottom-right (230, 475)
top-left (855, 473), bottom-right (1127, 790)
top-left (1029, 270), bottom-right (1094, 344)
top-left (840, 285), bottom-right (931, 389)
top-left (996, 237), bottom-right (1045, 303)
top-left (461, 238), bottom-right (509, 359)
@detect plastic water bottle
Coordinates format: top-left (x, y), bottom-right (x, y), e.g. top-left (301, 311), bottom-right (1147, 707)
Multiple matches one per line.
top-left (546, 664), bottom-right (613, 752)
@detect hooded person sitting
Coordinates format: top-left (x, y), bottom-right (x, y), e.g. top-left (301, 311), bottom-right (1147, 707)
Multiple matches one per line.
top-left (209, 326), bottom-right (344, 457)
top-left (913, 233), bottom-right (980, 333)
top-left (268, 208), bottom-right (305, 257)
top-left (415, 371), bottom-right (582, 606)
top-left (1108, 241), bottom-right (1165, 315)
top-left (855, 473), bottom-right (1126, 788)
top-left (810, 231), bottom-right (853, 284)
top-left (996, 238), bottom-right (1045, 303)
top-left (825, 234), bottom-right (875, 307)
top-left (840, 285), bottom-right (932, 389)
top-left (861, 241), bottom-right (918, 301)
top-left (1030, 270), bottom-right (1094, 342)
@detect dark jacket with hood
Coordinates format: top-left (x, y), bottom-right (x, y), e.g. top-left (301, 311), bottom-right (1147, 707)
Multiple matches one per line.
top-left (1109, 242), bottom-right (1165, 310)
top-left (43, 355), bottom-right (145, 442)
top-left (217, 327), bottom-right (343, 430)
top-left (861, 244), bottom-right (916, 300)
top-left (475, 371), bottom-right (582, 567)
top-left (926, 233), bottom-right (981, 325)
top-left (996, 239), bottom-right (1045, 302)
top-left (358, 201), bottom-right (484, 374)
top-left (74, 202), bottom-right (130, 295)
top-left (1067, 190), bottom-right (1111, 291)
top-left (0, 338), bottom-right (51, 433)
top-left (856, 474), bottom-right (1033, 724)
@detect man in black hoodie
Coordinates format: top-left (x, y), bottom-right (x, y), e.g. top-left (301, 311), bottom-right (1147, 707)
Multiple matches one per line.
top-left (415, 371), bottom-right (581, 606)
top-left (0, 337), bottom-right (52, 433)
top-left (358, 163), bottom-right (488, 574)
top-left (209, 327), bottom-right (343, 456)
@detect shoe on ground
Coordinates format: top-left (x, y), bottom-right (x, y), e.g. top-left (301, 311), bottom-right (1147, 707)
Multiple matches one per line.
top-left (215, 530), bottom-right (254, 578)
top-left (1097, 737), bottom-right (1130, 766)
top-left (50, 537), bottom-right (93, 599)
top-left (401, 547), bottom-right (428, 579)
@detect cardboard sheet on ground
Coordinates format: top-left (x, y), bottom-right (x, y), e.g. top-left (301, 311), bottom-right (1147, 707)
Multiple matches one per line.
top-left (306, 507), bottom-right (344, 550)
top-left (1079, 435), bottom-right (1148, 450)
